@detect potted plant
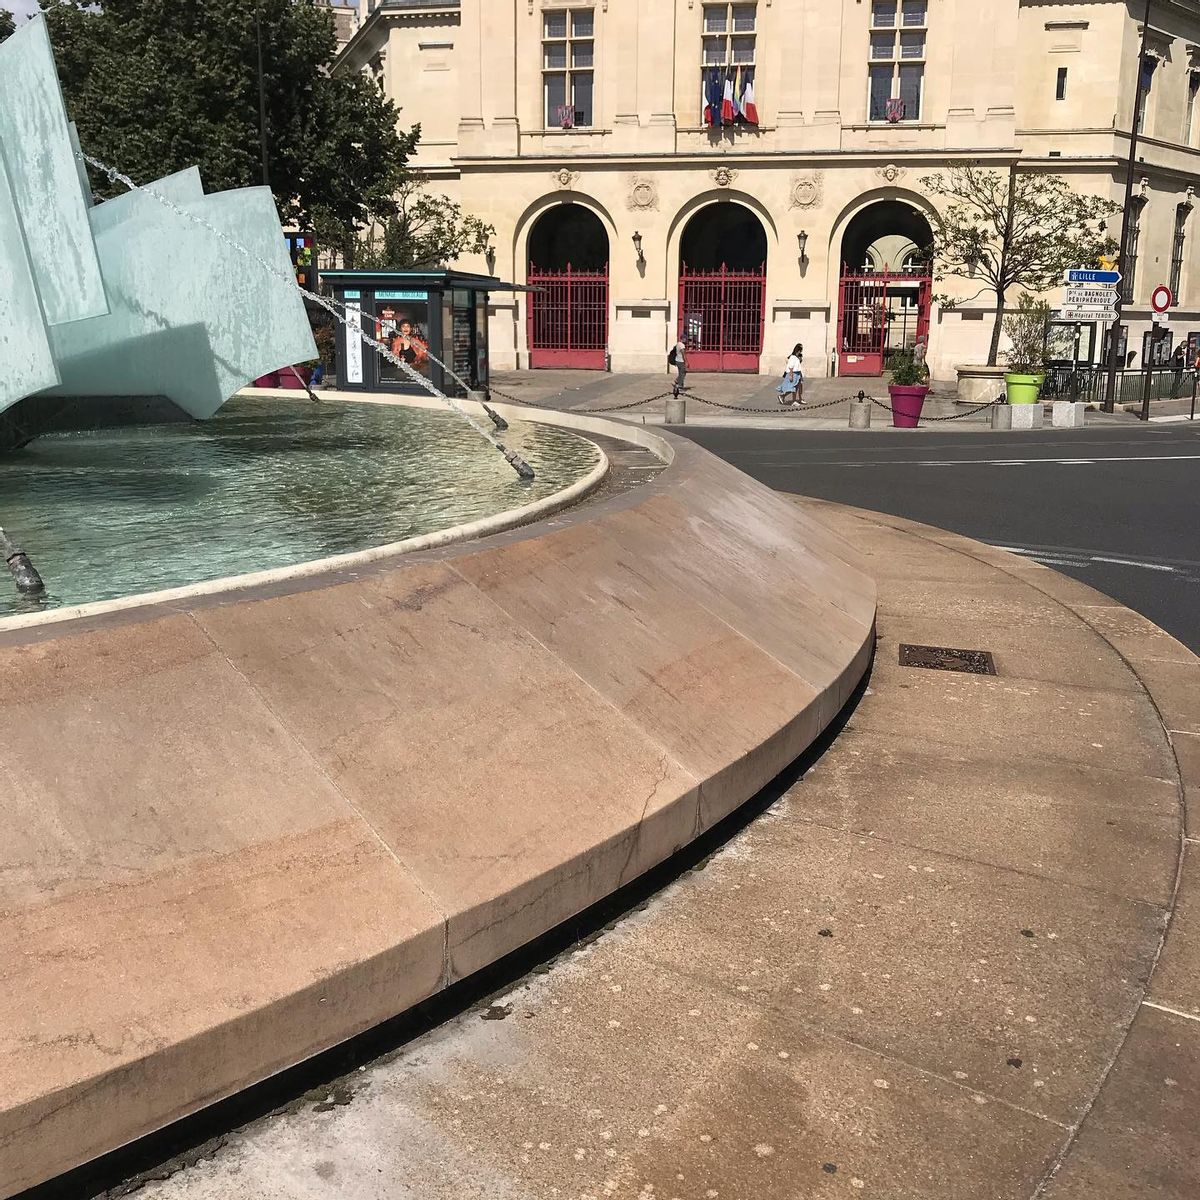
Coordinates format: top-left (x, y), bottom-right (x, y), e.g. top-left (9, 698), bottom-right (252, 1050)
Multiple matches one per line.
top-left (278, 361), bottom-right (317, 389)
top-left (887, 350), bottom-right (930, 428)
top-left (1002, 294), bottom-right (1050, 405)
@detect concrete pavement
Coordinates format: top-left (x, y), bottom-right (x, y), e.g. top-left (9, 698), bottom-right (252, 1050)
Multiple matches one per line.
top-left (105, 505), bottom-right (1200, 1200)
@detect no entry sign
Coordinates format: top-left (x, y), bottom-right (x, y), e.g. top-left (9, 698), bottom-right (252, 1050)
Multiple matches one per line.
top-left (1151, 285), bottom-right (1174, 314)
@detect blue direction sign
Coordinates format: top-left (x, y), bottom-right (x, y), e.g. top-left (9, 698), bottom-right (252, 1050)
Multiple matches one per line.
top-left (1064, 269), bottom-right (1122, 285)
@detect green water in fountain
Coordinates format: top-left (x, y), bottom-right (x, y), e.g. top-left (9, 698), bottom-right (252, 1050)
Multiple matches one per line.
top-left (0, 399), bottom-right (603, 618)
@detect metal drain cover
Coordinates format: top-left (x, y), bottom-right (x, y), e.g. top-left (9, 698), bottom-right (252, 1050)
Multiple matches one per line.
top-left (899, 644), bottom-right (997, 675)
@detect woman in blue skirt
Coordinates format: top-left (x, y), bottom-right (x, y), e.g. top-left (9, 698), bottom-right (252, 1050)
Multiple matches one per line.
top-left (777, 343), bottom-right (804, 406)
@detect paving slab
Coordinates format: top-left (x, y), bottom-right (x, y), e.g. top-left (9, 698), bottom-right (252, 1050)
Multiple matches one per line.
top-left (875, 612), bottom-right (1143, 694)
top-left (1040, 1006), bottom-right (1200, 1200)
top-left (787, 726), bottom-right (1179, 906)
top-left (848, 667), bottom-right (1175, 779)
top-left (1147, 842), bottom-right (1200, 1018)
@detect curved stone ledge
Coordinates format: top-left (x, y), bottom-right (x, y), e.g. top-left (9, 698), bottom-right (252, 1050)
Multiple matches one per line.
top-left (0, 408), bottom-right (876, 1196)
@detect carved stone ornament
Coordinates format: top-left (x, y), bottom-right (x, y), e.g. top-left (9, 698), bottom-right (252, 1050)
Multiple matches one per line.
top-left (789, 172), bottom-right (823, 210)
top-left (626, 176), bottom-right (659, 211)
top-left (876, 164), bottom-right (907, 184)
top-left (553, 167), bottom-right (579, 190)
top-left (710, 166), bottom-right (738, 188)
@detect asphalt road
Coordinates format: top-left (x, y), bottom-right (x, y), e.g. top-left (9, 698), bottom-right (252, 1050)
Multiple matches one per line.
top-left (678, 423), bottom-right (1200, 652)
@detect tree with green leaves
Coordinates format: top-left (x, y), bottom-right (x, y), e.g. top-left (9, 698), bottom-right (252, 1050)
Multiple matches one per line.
top-left (353, 175), bottom-right (494, 270)
top-left (0, 9), bottom-right (14, 41)
top-left (37, 0), bottom-right (412, 240)
top-left (920, 166), bottom-right (1120, 365)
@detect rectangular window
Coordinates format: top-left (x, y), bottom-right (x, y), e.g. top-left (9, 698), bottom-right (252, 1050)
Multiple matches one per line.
top-left (872, 0), bottom-right (897, 28)
top-left (1056, 67), bottom-right (1068, 101)
top-left (1122, 202), bottom-right (1145, 305)
top-left (701, 2), bottom-right (756, 116)
top-left (543, 8), bottom-right (594, 128)
top-left (1136, 56), bottom-right (1156, 135)
top-left (1186, 72), bottom-right (1200, 146)
top-left (869, 0), bottom-right (924, 121)
top-left (1170, 205), bottom-right (1188, 302)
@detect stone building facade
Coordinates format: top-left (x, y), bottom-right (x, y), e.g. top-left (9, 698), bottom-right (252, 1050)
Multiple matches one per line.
top-left (337, 0), bottom-right (1200, 380)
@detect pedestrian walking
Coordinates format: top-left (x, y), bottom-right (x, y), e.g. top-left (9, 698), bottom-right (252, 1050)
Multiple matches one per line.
top-left (776, 343), bottom-right (804, 406)
top-left (1171, 342), bottom-right (1185, 395)
top-left (668, 339), bottom-right (687, 393)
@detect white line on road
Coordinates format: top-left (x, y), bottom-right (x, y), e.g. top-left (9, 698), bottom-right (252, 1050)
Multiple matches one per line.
top-left (991, 546), bottom-right (1197, 578)
top-left (1091, 556), bottom-right (1177, 573)
top-left (875, 453), bottom-right (1200, 467)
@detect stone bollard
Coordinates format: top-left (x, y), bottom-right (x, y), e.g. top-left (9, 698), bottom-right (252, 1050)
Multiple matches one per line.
top-left (849, 396), bottom-right (872, 429)
top-left (1052, 401), bottom-right (1086, 429)
top-left (665, 396), bottom-right (687, 424)
top-left (991, 403), bottom-right (1013, 430)
top-left (1010, 403), bottom-right (1044, 430)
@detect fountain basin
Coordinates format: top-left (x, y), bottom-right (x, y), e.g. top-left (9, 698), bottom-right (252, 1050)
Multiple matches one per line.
top-left (0, 398), bottom-right (606, 627)
top-left (0, 399), bottom-right (876, 1196)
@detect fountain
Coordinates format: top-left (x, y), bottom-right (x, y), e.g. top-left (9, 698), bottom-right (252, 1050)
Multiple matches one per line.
top-left (0, 16), bottom-right (316, 427)
top-left (0, 16), bottom-right (551, 617)
top-left (0, 17), bottom-right (876, 1200)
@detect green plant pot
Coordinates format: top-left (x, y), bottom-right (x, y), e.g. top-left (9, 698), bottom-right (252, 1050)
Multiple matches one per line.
top-left (1004, 373), bottom-right (1044, 405)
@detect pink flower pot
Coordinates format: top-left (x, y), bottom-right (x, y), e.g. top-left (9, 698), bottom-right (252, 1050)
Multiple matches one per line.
top-left (277, 367), bottom-right (313, 390)
top-left (888, 384), bottom-right (930, 429)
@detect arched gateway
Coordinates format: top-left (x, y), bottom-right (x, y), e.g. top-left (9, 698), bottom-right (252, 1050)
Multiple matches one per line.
top-left (527, 204), bottom-right (609, 369)
top-left (836, 200), bottom-right (934, 377)
top-left (678, 204), bottom-right (767, 372)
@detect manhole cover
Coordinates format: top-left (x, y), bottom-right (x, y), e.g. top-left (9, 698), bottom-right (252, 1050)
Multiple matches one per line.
top-left (898, 644), bottom-right (997, 675)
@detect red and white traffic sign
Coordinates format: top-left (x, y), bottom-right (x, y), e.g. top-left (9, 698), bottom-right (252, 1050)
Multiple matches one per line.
top-left (1151, 285), bottom-right (1174, 314)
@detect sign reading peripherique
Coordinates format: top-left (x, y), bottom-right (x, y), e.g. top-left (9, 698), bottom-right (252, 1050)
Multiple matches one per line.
top-left (1063, 286), bottom-right (1119, 307)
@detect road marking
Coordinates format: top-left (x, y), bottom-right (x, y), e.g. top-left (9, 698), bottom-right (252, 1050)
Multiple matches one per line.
top-left (1142, 1001), bottom-right (1200, 1024)
top-left (763, 453), bottom-right (1200, 468)
top-left (990, 546), bottom-right (1199, 579)
top-left (1091, 556), bottom-right (1176, 573)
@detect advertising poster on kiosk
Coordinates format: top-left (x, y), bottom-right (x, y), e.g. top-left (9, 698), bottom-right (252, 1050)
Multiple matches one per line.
top-left (375, 290), bottom-right (431, 384)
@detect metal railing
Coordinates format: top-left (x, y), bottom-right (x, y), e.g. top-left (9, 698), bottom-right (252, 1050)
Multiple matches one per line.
top-left (1041, 365), bottom-right (1198, 409)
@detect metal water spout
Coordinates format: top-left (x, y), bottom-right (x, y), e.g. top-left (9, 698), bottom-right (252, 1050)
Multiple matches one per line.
top-left (0, 525), bottom-right (45, 595)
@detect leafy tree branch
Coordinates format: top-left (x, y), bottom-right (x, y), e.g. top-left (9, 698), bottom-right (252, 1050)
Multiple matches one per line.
top-left (920, 166), bottom-right (1120, 365)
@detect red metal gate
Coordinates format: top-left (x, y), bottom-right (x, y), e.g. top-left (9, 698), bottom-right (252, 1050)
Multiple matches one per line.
top-left (837, 270), bottom-right (932, 376)
top-left (527, 263), bottom-right (608, 369)
top-left (678, 264), bottom-right (766, 372)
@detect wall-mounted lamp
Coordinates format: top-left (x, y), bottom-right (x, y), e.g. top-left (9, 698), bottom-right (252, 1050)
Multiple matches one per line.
top-left (484, 242), bottom-right (496, 273)
top-left (632, 230), bottom-right (645, 265)
top-left (796, 230), bottom-right (809, 261)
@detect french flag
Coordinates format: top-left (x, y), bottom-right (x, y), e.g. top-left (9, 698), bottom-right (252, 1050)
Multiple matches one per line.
top-left (741, 71), bottom-right (759, 126)
top-left (722, 72), bottom-right (735, 124)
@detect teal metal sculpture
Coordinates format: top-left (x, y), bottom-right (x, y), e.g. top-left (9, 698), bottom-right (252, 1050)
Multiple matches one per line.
top-left (0, 16), bottom-right (315, 421)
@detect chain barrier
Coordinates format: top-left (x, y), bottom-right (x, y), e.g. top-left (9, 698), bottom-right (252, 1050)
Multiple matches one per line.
top-left (867, 395), bottom-right (1001, 422)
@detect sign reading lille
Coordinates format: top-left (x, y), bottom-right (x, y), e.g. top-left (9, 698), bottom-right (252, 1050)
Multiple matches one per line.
top-left (1063, 269), bottom-right (1122, 286)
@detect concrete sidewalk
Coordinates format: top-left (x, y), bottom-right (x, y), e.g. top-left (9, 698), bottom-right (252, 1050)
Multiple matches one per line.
top-left (484, 370), bottom-right (1136, 432)
top-left (125, 506), bottom-right (1200, 1200)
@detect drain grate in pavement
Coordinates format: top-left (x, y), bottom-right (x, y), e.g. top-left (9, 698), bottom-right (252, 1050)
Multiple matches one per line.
top-left (899, 644), bottom-right (997, 675)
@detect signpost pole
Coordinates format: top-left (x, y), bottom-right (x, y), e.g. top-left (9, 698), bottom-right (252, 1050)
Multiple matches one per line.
top-left (1104, 0), bottom-right (1154, 413)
